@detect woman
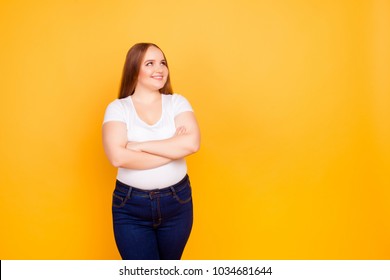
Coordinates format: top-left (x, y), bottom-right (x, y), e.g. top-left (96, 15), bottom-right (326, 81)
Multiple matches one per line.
top-left (102, 43), bottom-right (200, 260)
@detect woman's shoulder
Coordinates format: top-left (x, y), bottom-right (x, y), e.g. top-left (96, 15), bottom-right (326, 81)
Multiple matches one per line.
top-left (106, 96), bottom-right (131, 108)
top-left (163, 93), bottom-right (193, 114)
top-left (104, 97), bottom-right (133, 117)
top-left (103, 96), bottom-right (132, 124)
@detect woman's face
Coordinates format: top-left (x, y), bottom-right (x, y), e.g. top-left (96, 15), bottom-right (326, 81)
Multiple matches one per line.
top-left (136, 46), bottom-right (169, 93)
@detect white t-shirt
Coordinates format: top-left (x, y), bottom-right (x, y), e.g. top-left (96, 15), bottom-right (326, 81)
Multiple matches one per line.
top-left (103, 93), bottom-right (193, 189)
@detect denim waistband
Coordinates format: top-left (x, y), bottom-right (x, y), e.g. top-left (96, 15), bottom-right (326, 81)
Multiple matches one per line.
top-left (115, 174), bottom-right (189, 198)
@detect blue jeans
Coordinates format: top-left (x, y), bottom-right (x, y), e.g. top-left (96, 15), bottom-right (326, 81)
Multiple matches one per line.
top-left (112, 175), bottom-right (193, 260)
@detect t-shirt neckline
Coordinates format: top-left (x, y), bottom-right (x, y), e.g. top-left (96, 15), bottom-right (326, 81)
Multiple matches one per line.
top-left (128, 94), bottom-right (165, 127)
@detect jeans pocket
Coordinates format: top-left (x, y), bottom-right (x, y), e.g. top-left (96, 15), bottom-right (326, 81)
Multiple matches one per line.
top-left (173, 184), bottom-right (192, 204)
top-left (112, 190), bottom-right (128, 208)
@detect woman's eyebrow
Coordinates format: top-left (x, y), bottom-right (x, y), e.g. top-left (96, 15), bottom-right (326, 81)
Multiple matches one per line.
top-left (144, 59), bottom-right (166, 63)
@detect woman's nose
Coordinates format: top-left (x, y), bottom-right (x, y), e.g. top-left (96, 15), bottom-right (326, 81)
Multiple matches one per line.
top-left (155, 65), bottom-right (164, 72)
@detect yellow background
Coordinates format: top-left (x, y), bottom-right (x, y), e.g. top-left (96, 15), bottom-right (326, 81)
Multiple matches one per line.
top-left (1, 0), bottom-right (389, 259)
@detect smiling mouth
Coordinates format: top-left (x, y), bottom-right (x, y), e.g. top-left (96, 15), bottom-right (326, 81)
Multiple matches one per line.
top-left (151, 75), bottom-right (164, 80)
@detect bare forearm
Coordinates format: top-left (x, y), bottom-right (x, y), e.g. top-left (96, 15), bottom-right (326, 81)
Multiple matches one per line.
top-left (136, 134), bottom-right (200, 160)
top-left (103, 122), bottom-right (173, 170)
top-left (107, 146), bottom-right (172, 170)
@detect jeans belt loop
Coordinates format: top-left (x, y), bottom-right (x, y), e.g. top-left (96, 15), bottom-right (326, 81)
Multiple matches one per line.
top-left (169, 186), bottom-right (177, 198)
top-left (149, 191), bottom-right (159, 200)
top-left (126, 186), bottom-right (133, 200)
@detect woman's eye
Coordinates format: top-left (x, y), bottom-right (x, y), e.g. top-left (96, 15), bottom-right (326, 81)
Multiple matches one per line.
top-left (161, 61), bottom-right (167, 66)
top-left (146, 62), bottom-right (153, 66)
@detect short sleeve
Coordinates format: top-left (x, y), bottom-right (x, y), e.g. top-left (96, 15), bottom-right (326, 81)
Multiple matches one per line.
top-left (172, 94), bottom-right (193, 117)
top-left (103, 99), bottom-right (127, 124)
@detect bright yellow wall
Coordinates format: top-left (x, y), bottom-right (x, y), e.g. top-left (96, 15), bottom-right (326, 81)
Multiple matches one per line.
top-left (1, 0), bottom-right (389, 259)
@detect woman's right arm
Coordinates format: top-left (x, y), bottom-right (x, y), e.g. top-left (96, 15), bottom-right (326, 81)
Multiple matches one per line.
top-left (102, 121), bottom-right (172, 170)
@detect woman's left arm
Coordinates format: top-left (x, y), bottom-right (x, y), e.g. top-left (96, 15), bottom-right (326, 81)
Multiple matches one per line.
top-left (128, 111), bottom-right (200, 160)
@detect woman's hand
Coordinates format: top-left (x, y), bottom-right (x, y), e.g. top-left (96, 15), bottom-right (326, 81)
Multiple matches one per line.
top-left (126, 112), bottom-right (200, 160)
top-left (175, 126), bottom-right (187, 136)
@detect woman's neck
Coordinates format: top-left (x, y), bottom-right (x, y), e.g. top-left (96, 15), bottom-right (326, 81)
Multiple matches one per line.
top-left (132, 89), bottom-right (161, 104)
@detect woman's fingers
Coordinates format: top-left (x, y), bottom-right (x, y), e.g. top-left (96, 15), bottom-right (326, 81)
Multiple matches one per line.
top-left (175, 126), bottom-right (187, 136)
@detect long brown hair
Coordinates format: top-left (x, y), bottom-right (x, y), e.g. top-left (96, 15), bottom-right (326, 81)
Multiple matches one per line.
top-left (118, 43), bottom-right (173, 99)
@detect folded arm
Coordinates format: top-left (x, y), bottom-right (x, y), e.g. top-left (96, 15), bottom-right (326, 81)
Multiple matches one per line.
top-left (126, 111), bottom-right (200, 160)
top-left (102, 121), bottom-right (172, 169)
